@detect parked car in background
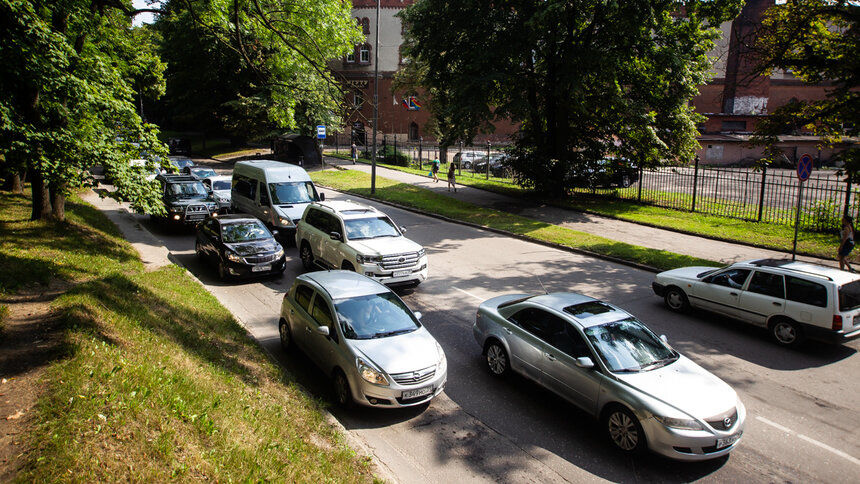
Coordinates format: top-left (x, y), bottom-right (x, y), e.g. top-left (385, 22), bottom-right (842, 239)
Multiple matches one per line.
top-left (153, 173), bottom-right (219, 225)
top-left (568, 158), bottom-right (639, 188)
top-left (183, 166), bottom-right (218, 180)
top-left (453, 151), bottom-right (484, 170)
top-left (201, 175), bottom-right (232, 214)
top-left (167, 156), bottom-right (195, 172)
top-left (295, 200), bottom-right (428, 287)
top-left (195, 214), bottom-right (286, 280)
top-left (652, 258), bottom-right (860, 347)
top-left (472, 153), bottom-right (512, 177)
top-left (473, 292), bottom-right (745, 461)
top-left (168, 137), bottom-right (192, 155)
top-left (279, 270), bottom-right (447, 408)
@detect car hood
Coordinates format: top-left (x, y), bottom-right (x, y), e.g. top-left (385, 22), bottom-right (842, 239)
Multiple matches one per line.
top-left (274, 204), bottom-right (312, 223)
top-left (657, 266), bottom-right (718, 282)
top-left (225, 240), bottom-right (279, 256)
top-left (349, 236), bottom-right (423, 256)
top-left (212, 189), bottom-right (231, 199)
top-left (616, 355), bottom-right (737, 419)
top-left (349, 327), bottom-right (439, 375)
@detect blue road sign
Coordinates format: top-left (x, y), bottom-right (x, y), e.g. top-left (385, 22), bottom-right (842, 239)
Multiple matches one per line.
top-left (797, 153), bottom-right (813, 181)
top-left (316, 125), bottom-right (326, 139)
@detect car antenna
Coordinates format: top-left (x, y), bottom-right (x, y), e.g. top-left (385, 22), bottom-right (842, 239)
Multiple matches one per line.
top-left (536, 276), bottom-right (548, 294)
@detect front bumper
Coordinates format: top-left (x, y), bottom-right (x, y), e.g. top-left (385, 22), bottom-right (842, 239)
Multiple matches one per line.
top-left (348, 364), bottom-right (447, 408)
top-left (359, 262), bottom-right (429, 287)
top-left (223, 255), bottom-right (286, 278)
top-left (652, 281), bottom-right (667, 297)
top-left (641, 403), bottom-right (746, 461)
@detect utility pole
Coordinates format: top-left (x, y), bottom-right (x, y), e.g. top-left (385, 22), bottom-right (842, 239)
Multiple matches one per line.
top-left (371, 0), bottom-right (380, 194)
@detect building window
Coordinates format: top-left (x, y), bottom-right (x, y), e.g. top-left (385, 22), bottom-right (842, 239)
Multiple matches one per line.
top-left (359, 44), bottom-right (371, 64)
top-left (346, 48), bottom-right (355, 63)
top-left (721, 120), bottom-right (747, 132)
top-left (361, 18), bottom-right (370, 35)
top-left (409, 122), bottom-right (419, 141)
top-left (353, 91), bottom-right (363, 108)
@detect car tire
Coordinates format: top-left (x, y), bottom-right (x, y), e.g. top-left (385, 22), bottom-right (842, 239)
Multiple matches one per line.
top-left (769, 318), bottom-right (804, 347)
top-left (341, 261), bottom-right (356, 272)
top-left (604, 405), bottom-right (646, 454)
top-left (300, 242), bottom-right (315, 271)
top-left (663, 287), bottom-right (689, 312)
top-left (484, 340), bottom-right (510, 377)
top-left (278, 318), bottom-right (292, 351)
top-left (332, 370), bottom-right (354, 409)
top-left (217, 261), bottom-right (230, 281)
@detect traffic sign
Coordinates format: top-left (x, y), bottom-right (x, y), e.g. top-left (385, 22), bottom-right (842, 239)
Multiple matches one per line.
top-left (316, 125), bottom-right (326, 139)
top-left (796, 153), bottom-right (813, 182)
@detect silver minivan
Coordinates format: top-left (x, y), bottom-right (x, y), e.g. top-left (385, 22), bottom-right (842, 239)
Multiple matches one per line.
top-left (230, 160), bottom-right (323, 241)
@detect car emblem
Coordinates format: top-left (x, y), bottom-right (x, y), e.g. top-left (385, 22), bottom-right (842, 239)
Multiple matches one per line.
top-left (412, 371), bottom-right (421, 381)
top-left (723, 416), bottom-right (732, 428)
top-left (399, 257), bottom-right (405, 263)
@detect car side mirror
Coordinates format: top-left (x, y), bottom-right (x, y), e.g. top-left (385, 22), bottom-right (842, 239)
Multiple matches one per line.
top-left (319, 193), bottom-right (325, 201)
top-left (329, 231), bottom-right (342, 241)
top-left (574, 357), bottom-right (595, 369)
top-left (660, 334), bottom-right (668, 344)
top-left (315, 326), bottom-right (330, 337)
top-left (400, 226), bottom-right (407, 233)
top-left (413, 311), bottom-right (422, 320)
top-left (271, 229), bottom-right (280, 237)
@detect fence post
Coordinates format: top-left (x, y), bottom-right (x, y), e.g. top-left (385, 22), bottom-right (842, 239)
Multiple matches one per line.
top-left (691, 155), bottom-right (700, 212)
top-left (418, 137), bottom-right (423, 170)
top-left (393, 135), bottom-right (398, 164)
top-left (486, 140), bottom-right (491, 180)
top-left (758, 165), bottom-right (767, 222)
top-left (637, 165), bottom-right (643, 202)
top-left (844, 178), bottom-right (853, 218)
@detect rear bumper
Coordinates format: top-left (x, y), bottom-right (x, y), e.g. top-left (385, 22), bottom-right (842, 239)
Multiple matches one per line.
top-left (802, 323), bottom-right (860, 344)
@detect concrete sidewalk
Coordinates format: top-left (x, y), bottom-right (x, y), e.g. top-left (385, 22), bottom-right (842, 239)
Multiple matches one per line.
top-left (323, 156), bottom-right (835, 268)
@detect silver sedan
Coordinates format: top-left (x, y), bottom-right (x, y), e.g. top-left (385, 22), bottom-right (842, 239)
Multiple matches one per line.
top-left (472, 292), bottom-right (745, 461)
top-left (279, 270), bottom-right (447, 408)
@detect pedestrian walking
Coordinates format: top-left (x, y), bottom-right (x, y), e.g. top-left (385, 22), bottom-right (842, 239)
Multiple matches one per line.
top-left (839, 215), bottom-right (855, 272)
top-left (447, 162), bottom-right (457, 192)
top-left (431, 159), bottom-right (440, 182)
top-left (350, 142), bottom-right (358, 164)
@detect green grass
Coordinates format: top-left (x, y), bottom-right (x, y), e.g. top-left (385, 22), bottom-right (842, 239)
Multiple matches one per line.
top-left (329, 156), bottom-right (839, 260)
top-left (311, 169), bottom-right (718, 271)
top-left (0, 191), bottom-right (376, 482)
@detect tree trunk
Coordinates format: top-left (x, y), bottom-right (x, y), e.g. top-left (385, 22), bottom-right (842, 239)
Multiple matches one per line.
top-left (11, 173), bottom-right (24, 194)
top-left (50, 182), bottom-right (66, 222)
top-left (30, 168), bottom-right (53, 221)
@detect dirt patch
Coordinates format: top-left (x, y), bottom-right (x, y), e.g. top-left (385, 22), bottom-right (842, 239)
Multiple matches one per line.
top-left (0, 280), bottom-right (70, 481)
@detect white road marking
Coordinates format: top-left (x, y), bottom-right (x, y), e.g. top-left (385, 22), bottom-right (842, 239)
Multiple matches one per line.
top-left (756, 416), bottom-right (860, 467)
top-left (453, 286), bottom-right (484, 302)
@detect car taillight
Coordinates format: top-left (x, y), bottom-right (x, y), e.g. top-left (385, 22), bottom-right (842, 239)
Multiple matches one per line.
top-left (832, 315), bottom-right (843, 331)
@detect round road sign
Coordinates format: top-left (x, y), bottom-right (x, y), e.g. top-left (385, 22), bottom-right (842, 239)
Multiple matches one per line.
top-left (797, 153), bottom-right (813, 182)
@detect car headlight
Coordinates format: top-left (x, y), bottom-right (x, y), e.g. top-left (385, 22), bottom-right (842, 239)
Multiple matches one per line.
top-left (356, 254), bottom-right (383, 264)
top-left (278, 217), bottom-right (293, 227)
top-left (653, 415), bottom-right (704, 431)
top-left (225, 251), bottom-right (242, 262)
top-left (275, 248), bottom-right (284, 259)
top-left (418, 248), bottom-right (426, 257)
top-left (436, 342), bottom-right (447, 373)
top-left (357, 358), bottom-right (388, 385)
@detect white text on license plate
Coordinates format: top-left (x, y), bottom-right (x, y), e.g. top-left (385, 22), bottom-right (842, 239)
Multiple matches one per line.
top-left (402, 386), bottom-right (432, 399)
top-left (716, 432), bottom-right (741, 449)
top-left (393, 270), bottom-right (411, 277)
top-left (252, 265), bottom-right (272, 272)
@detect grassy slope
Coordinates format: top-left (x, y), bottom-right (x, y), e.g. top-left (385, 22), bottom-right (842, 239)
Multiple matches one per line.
top-left (0, 192), bottom-right (374, 482)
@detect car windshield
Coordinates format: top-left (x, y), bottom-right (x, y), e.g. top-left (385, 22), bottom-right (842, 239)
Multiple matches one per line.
top-left (168, 182), bottom-right (208, 198)
top-left (584, 318), bottom-right (678, 373)
top-left (221, 221), bottom-right (271, 243)
top-left (268, 181), bottom-right (317, 204)
top-left (212, 180), bottom-right (231, 191)
top-left (343, 216), bottom-right (400, 240)
top-left (171, 159), bottom-right (194, 169)
top-left (192, 168), bottom-right (217, 178)
top-left (334, 292), bottom-right (419, 340)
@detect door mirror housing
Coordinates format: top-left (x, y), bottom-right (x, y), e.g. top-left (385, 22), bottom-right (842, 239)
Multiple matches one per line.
top-left (315, 326), bottom-right (330, 337)
top-left (329, 231), bottom-right (342, 241)
top-left (574, 357), bottom-right (595, 369)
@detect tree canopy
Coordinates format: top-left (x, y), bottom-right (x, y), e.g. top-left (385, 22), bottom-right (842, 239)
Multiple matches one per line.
top-left (399, 0), bottom-right (743, 195)
top-left (752, 0), bottom-right (860, 180)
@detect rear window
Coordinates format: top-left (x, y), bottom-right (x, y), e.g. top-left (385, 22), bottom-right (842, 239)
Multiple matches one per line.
top-left (839, 280), bottom-right (860, 311)
top-left (785, 276), bottom-right (827, 308)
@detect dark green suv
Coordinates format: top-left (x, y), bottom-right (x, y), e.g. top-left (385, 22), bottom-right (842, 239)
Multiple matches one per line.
top-left (155, 174), bottom-right (219, 225)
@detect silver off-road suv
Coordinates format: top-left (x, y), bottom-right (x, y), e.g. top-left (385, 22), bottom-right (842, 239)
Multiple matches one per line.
top-left (295, 200), bottom-right (428, 287)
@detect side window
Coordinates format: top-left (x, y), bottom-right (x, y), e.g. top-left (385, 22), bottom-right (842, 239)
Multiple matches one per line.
top-left (709, 269), bottom-right (751, 289)
top-left (205, 219), bottom-right (219, 237)
top-left (305, 209), bottom-right (323, 231)
top-left (233, 176), bottom-right (252, 198)
top-left (311, 294), bottom-right (334, 328)
top-left (324, 213), bottom-right (342, 235)
top-left (786, 276), bottom-right (828, 308)
top-left (509, 308), bottom-right (556, 340)
top-left (294, 284), bottom-right (314, 312)
top-left (747, 271), bottom-right (785, 298)
top-left (259, 183), bottom-right (270, 206)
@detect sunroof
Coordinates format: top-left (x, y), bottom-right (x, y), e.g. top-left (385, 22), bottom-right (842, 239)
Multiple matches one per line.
top-left (564, 301), bottom-right (614, 318)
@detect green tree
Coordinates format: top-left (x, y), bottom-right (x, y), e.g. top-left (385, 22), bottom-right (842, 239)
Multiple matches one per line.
top-left (399, 0), bottom-right (743, 195)
top-left (751, 0), bottom-right (860, 180)
top-left (0, 0), bottom-right (168, 220)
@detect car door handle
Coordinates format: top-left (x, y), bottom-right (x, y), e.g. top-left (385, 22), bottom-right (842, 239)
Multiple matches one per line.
top-left (545, 353), bottom-right (556, 361)
top-left (730, 292), bottom-right (738, 296)
top-left (504, 328), bottom-right (513, 335)
top-left (305, 327), bottom-right (312, 333)
top-left (773, 302), bottom-right (782, 306)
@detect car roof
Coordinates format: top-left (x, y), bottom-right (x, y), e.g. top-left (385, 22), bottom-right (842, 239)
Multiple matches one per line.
top-left (312, 200), bottom-right (383, 219)
top-left (157, 174), bottom-right (200, 184)
top-left (299, 270), bottom-right (388, 299)
top-left (203, 175), bottom-right (231, 183)
top-left (215, 214), bottom-right (263, 224)
top-left (737, 258), bottom-right (860, 285)
top-left (525, 292), bottom-right (633, 329)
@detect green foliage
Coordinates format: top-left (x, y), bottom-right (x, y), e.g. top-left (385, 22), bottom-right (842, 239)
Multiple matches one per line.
top-left (398, 0), bottom-right (744, 195)
top-left (379, 146), bottom-right (411, 167)
top-left (752, 1), bottom-right (860, 179)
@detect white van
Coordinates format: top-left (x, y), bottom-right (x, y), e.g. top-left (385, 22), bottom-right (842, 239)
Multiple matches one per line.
top-left (231, 160), bottom-right (323, 241)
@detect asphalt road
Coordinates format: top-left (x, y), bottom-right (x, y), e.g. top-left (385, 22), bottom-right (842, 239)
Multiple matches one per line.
top-left (90, 185), bottom-right (860, 483)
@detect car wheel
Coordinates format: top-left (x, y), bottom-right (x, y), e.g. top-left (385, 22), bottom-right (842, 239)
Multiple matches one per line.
top-left (332, 370), bottom-right (354, 409)
top-left (300, 242), bottom-right (314, 271)
top-left (278, 319), bottom-right (292, 351)
top-left (341, 261), bottom-right (355, 272)
top-left (604, 405), bottom-right (646, 454)
top-left (217, 261), bottom-right (230, 281)
top-left (485, 340), bottom-right (509, 377)
top-left (770, 318), bottom-right (804, 347)
top-left (663, 287), bottom-right (689, 312)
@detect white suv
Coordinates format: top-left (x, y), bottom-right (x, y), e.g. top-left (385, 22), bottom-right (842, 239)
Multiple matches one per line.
top-left (295, 200), bottom-right (428, 287)
top-left (652, 258), bottom-right (860, 347)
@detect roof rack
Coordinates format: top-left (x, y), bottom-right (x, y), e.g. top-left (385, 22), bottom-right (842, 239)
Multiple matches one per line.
top-left (750, 258), bottom-right (834, 281)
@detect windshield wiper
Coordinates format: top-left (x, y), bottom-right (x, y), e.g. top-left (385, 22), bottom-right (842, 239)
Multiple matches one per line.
top-left (640, 355), bottom-right (679, 371)
top-left (372, 329), bottom-right (412, 338)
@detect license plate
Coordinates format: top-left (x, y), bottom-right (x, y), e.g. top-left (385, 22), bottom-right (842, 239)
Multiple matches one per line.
top-left (402, 386), bottom-right (432, 399)
top-left (716, 431), bottom-right (742, 449)
top-left (187, 215), bottom-right (204, 221)
top-left (251, 265), bottom-right (271, 272)
top-left (393, 270), bottom-right (411, 277)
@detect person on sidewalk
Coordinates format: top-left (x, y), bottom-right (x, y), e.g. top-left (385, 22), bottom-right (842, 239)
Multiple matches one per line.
top-left (350, 142), bottom-right (358, 164)
top-left (839, 215), bottom-right (855, 272)
top-left (447, 162), bottom-right (457, 192)
top-left (431, 159), bottom-right (440, 182)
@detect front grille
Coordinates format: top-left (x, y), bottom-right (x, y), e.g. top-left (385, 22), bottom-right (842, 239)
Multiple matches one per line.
top-left (380, 251), bottom-right (420, 271)
top-left (244, 253), bottom-right (278, 264)
top-left (390, 365), bottom-right (436, 385)
top-left (706, 408), bottom-right (738, 431)
top-left (185, 204), bottom-right (208, 214)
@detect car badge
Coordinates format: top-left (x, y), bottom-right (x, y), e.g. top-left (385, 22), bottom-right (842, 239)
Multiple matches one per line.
top-left (399, 257), bottom-right (405, 263)
top-left (723, 416), bottom-right (732, 428)
top-left (412, 371), bottom-right (421, 381)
